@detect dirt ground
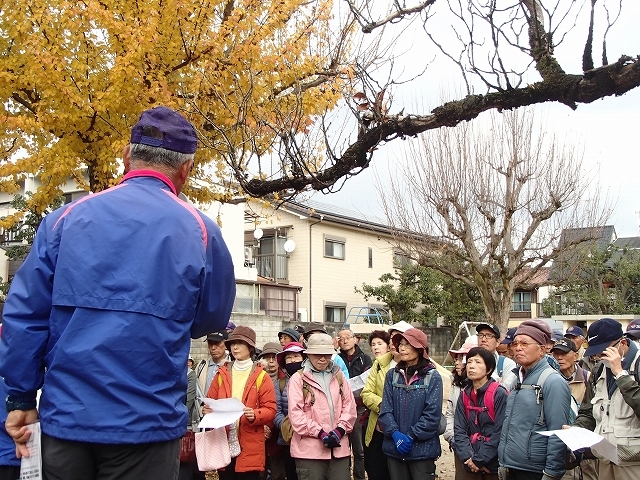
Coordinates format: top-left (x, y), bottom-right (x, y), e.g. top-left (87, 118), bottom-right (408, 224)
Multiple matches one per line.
top-left (437, 377), bottom-right (455, 480)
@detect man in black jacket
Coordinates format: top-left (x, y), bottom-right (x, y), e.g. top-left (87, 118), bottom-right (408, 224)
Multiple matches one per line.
top-left (338, 329), bottom-right (372, 480)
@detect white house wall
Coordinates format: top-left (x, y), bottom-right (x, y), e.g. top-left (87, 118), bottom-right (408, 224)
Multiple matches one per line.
top-left (249, 202), bottom-right (399, 324)
top-left (197, 201), bottom-right (255, 282)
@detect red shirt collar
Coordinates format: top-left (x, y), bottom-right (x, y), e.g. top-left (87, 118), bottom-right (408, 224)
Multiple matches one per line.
top-left (120, 169), bottom-right (177, 195)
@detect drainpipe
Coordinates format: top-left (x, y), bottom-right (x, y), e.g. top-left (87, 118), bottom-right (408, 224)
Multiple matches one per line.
top-left (309, 215), bottom-right (324, 322)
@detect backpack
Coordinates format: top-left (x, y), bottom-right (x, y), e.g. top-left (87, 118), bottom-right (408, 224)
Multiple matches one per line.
top-left (392, 368), bottom-right (446, 435)
top-left (280, 369), bottom-right (346, 445)
top-left (515, 367), bottom-right (579, 424)
top-left (497, 355), bottom-right (506, 377)
top-left (461, 381), bottom-right (505, 424)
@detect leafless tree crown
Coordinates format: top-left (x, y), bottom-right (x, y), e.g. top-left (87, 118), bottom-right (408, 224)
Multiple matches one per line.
top-left (380, 108), bottom-right (610, 327)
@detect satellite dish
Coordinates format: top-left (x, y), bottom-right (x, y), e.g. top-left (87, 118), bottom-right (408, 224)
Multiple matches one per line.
top-left (253, 228), bottom-right (264, 240)
top-left (283, 239), bottom-right (296, 253)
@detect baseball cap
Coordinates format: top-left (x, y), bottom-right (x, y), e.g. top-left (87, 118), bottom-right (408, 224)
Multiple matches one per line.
top-left (551, 337), bottom-right (577, 354)
top-left (500, 327), bottom-right (517, 345)
top-left (584, 318), bottom-right (624, 357)
top-left (565, 326), bottom-right (585, 338)
top-left (130, 106), bottom-right (197, 154)
top-left (626, 319), bottom-right (640, 339)
top-left (205, 331), bottom-right (228, 342)
top-left (476, 323), bottom-right (500, 338)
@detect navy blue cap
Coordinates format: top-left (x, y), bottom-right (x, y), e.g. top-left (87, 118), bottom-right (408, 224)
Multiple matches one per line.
top-left (500, 327), bottom-right (517, 345)
top-left (130, 106), bottom-right (197, 154)
top-left (584, 318), bottom-right (624, 357)
top-left (626, 319), bottom-right (640, 339)
top-left (565, 326), bottom-right (585, 338)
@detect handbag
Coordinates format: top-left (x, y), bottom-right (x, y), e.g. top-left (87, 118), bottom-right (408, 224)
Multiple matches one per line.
top-left (228, 423), bottom-right (241, 458)
top-left (180, 430), bottom-right (196, 463)
top-left (195, 428), bottom-right (232, 471)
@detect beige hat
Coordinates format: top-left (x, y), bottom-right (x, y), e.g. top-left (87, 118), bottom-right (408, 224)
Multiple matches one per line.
top-left (303, 333), bottom-right (337, 355)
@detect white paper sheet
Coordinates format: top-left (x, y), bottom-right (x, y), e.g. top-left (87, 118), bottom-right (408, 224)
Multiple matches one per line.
top-left (348, 369), bottom-right (371, 392)
top-left (20, 422), bottom-right (42, 480)
top-left (536, 427), bottom-right (618, 464)
top-left (197, 397), bottom-right (245, 429)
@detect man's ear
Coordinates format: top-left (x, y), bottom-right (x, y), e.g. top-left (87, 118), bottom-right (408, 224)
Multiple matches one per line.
top-left (178, 160), bottom-right (193, 183)
top-left (122, 145), bottom-right (131, 173)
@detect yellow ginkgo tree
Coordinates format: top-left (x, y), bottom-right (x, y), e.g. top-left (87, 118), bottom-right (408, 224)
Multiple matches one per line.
top-left (0, 0), bottom-right (354, 224)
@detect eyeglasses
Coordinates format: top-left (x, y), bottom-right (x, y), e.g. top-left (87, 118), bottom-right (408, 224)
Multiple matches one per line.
top-left (477, 333), bottom-right (497, 340)
top-left (338, 337), bottom-right (353, 342)
top-left (511, 341), bottom-right (541, 349)
top-left (397, 341), bottom-right (412, 349)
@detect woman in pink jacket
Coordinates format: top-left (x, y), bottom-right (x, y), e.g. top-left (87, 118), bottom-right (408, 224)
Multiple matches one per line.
top-left (287, 333), bottom-right (357, 480)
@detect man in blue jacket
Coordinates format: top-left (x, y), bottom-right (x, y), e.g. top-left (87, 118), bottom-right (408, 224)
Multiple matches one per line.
top-left (0, 106), bottom-right (236, 480)
top-left (498, 320), bottom-right (572, 480)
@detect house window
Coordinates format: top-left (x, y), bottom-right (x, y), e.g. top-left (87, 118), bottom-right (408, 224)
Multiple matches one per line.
top-left (393, 250), bottom-right (411, 267)
top-left (368, 248), bottom-right (373, 268)
top-left (260, 285), bottom-right (297, 321)
top-left (512, 292), bottom-right (532, 312)
top-left (324, 235), bottom-right (345, 260)
top-left (233, 283), bottom-right (260, 313)
top-left (325, 302), bottom-right (346, 323)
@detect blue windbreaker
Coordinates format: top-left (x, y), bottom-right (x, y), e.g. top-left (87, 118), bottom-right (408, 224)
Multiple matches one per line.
top-left (0, 377), bottom-right (20, 467)
top-left (0, 172), bottom-right (236, 444)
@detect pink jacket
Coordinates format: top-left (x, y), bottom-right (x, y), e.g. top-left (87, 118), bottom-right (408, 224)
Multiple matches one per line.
top-left (287, 363), bottom-right (357, 460)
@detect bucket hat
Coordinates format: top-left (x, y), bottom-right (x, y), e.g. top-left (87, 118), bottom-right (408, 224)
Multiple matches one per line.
top-left (277, 342), bottom-right (305, 368)
top-left (225, 325), bottom-right (257, 349)
top-left (303, 333), bottom-right (336, 355)
top-left (393, 328), bottom-right (429, 357)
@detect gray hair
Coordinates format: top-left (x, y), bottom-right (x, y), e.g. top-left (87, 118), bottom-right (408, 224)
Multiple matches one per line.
top-left (130, 143), bottom-right (194, 170)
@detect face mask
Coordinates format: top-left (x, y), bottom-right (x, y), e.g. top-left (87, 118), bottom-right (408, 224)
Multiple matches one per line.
top-left (285, 361), bottom-right (303, 376)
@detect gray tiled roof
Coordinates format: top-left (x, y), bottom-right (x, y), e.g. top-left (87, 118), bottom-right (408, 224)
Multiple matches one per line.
top-left (548, 225), bottom-right (617, 282)
top-left (284, 199), bottom-right (390, 231)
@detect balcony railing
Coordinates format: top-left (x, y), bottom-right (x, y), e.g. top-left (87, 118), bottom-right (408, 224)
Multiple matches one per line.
top-left (255, 253), bottom-right (288, 282)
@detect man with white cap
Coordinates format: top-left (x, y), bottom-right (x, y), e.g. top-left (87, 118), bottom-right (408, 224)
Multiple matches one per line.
top-left (572, 318), bottom-right (640, 480)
